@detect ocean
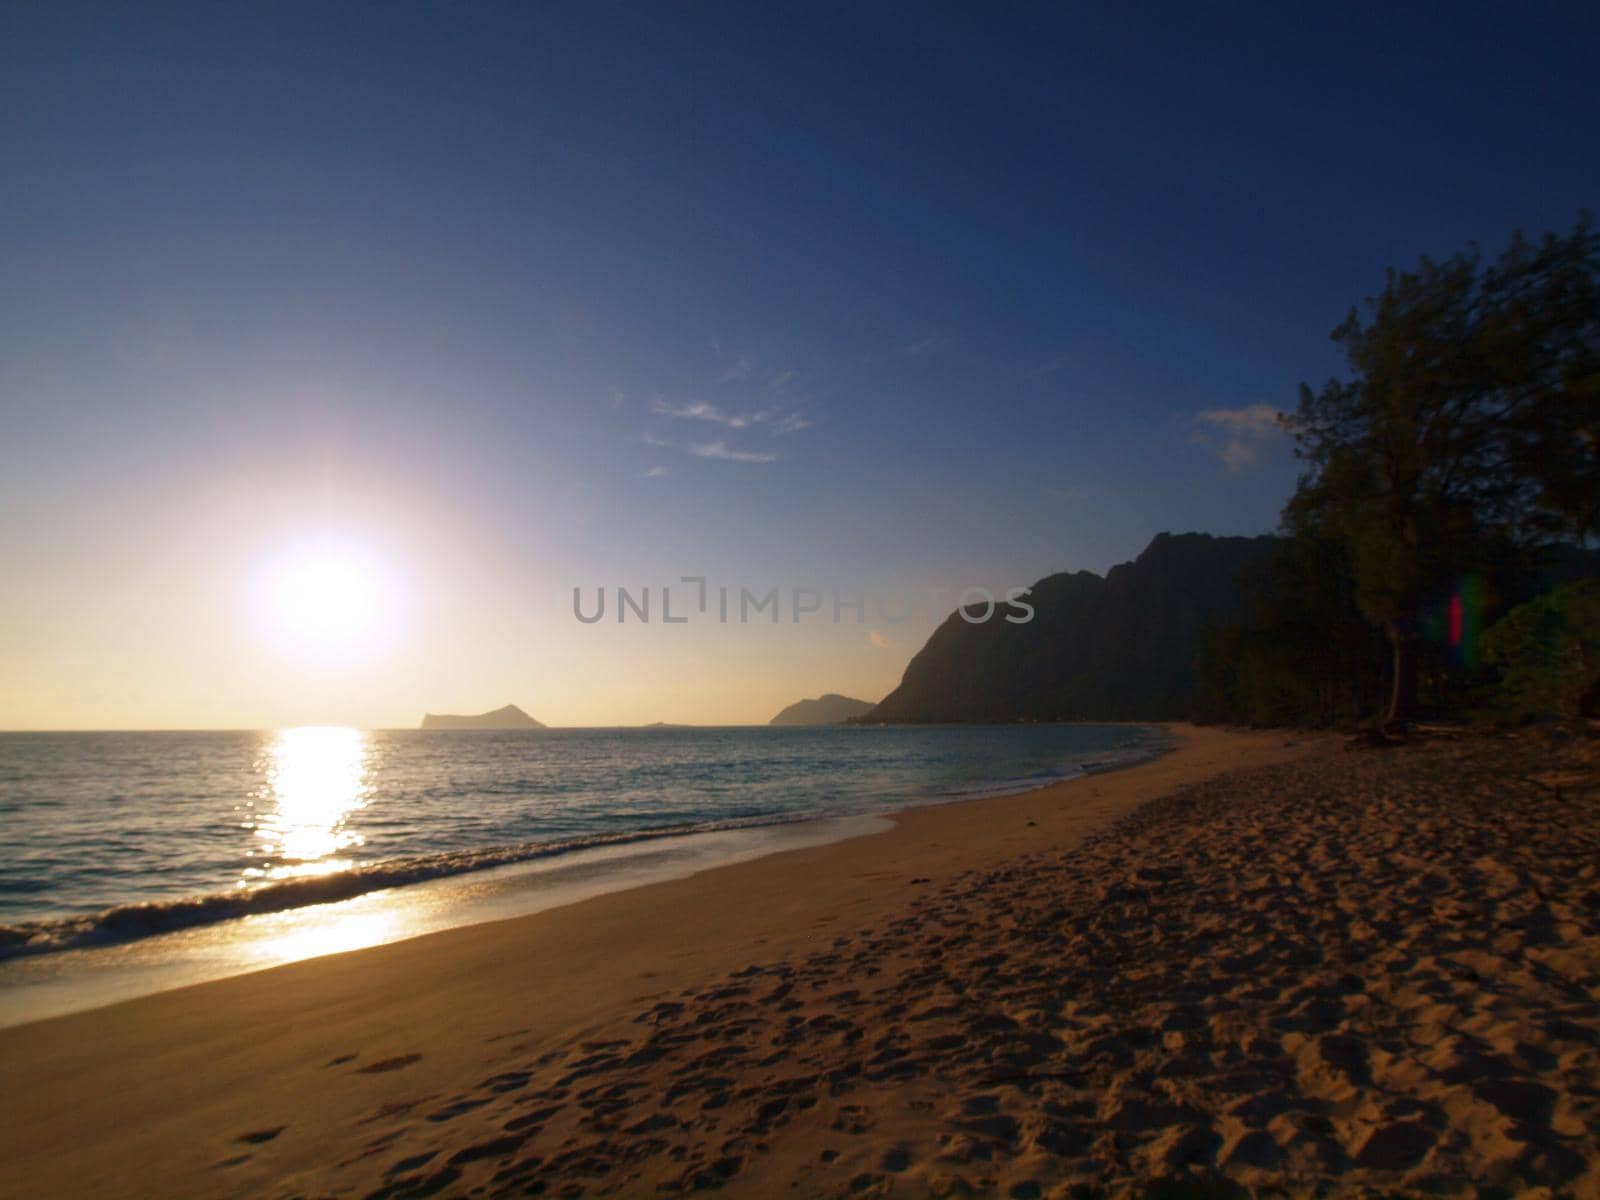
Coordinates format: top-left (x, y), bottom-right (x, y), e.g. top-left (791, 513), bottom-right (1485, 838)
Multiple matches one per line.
top-left (0, 723), bottom-right (1166, 1022)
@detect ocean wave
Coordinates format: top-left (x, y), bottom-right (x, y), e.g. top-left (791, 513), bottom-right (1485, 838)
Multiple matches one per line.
top-left (0, 729), bottom-right (1175, 963)
top-left (0, 814), bottom-right (812, 962)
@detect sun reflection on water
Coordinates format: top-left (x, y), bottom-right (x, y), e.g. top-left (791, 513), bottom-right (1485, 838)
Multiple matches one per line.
top-left (245, 726), bottom-right (369, 883)
top-left (254, 909), bottom-right (402, 965)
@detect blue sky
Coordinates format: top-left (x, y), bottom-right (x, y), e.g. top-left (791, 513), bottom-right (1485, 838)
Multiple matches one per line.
top-left (2, 2), bottom-right (1597, 727)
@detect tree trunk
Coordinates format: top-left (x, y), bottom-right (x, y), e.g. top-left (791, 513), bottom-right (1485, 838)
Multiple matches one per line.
top-left (1386, 621), bottom-right (1418, 726)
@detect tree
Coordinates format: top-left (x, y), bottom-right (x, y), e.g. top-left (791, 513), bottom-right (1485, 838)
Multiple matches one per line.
top-left (1194, 534), bottom-right (1385, 727)
top-left (1286, 216), bottom-right (1600, 725)
top-left (1483, 580), bottom-right (1600, 729)
top-left (1489, 225), bottom-right (1600, 545)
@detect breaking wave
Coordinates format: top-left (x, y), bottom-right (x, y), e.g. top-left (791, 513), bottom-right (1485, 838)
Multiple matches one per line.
top-left (0, 726), bottom-right (1174, 963)
top-left (0, 814), bottom-right (808, 962)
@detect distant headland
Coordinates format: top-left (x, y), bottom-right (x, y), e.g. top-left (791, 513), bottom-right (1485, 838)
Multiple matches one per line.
top-left (419, 705), bottom-right (545, 730)
top-left (768, 694), bottom-right (876, 726)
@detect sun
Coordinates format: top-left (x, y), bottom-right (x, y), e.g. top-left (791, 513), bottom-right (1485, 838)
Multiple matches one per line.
top-left (258, 538), bottom-right (398, 661)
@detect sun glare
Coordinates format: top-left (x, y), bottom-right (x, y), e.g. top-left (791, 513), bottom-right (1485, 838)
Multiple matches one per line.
top-left (258, 538), bottom-right (398, 661)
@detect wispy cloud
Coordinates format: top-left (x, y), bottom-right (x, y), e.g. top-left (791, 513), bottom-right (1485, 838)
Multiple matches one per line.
top-left (869, 630), bottom-right (891, 649)
top-left (643, 343), bottom-right (814, 465)
top-left (1044, 485), bottom-right (1087, 502)
top-left (769, 412), bottom-right (812, 436)
top-left (711, 341), bottom-right (803, 393)
top-left (651, 398), bottom-right (759, 428)
top-left (1192, 404), bottom-right (1287, 472)
top-left (689, 439), bottom-right (777, 464)
top-left (643, 465), bottom-right (668, 478)
top-left (650, 397), bottom-right (811, 437)
top-left (1025, 354), bottom-right (1070, 379)
top-left (901, 335), bottom-right (941, 358)
top-left (609, 386), bottom-right (626, 408)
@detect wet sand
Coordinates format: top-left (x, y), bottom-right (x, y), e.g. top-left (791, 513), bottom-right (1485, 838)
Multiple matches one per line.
top-left (3, 725), bottom-right (1597, 1198)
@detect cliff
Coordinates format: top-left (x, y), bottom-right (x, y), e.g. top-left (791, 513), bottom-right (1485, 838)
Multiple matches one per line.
top-left (862, 533), bottom-right (1276, 723)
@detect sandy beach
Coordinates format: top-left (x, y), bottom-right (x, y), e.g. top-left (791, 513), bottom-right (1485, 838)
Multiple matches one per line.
top-left (2, 724), bottom-right (1597, 1198)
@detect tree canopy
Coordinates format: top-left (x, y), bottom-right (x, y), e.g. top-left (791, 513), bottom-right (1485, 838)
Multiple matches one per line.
top-left (1283, 216), bottom-right (1600, 724)
top-left (1483, 580), bottom-right (1600, 729)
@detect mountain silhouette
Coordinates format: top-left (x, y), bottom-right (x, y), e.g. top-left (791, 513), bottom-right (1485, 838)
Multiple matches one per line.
top-left (769, 694), bottom-right (877, 725)
top-left (861, 533), bottom-right (1275, 722)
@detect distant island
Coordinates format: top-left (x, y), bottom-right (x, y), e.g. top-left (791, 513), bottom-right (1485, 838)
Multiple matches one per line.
top-left (769, 694), bottom-right (876, 726)
top-left (419, 704), bottom-right (545, 730)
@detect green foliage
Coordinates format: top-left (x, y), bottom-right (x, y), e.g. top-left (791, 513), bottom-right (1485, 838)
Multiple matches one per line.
top-left (1284, 215), bottom-right (1600, 723)
top-left (1194, 535), bottom-right (1386, 727)
top-left (1482, 580), bottom-right (1600, 727)
top-left (1489, 227), bottom-right (1600, 543)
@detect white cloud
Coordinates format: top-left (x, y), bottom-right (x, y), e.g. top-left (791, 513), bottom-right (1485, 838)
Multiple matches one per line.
top-left (689, 439), bottom-right (778, 464)
top-left (643, 346), bottom-right (813, 463)
top-left (1192, 404), bottom-right (1286, 473)
top-left (651, 396), bottom-right (810, 438)
top-left (649, 397), bottom-right (763, 428)
top-left (1197, 404), bottom-right (1283, 439)
top-left (869, 630), bottom-right (891, 649)
top-left (769, 412), bottom-right (812, 436)
top-left (643, 465), bottom-right (668, 478)
top-left (901, 335), bottom-right (941, 358)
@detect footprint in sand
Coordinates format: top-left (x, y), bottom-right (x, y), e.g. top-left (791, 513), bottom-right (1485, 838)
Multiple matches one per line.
top-left (386, 1151), bottom-right (437, 1176)
top-left (426, 1096), bottom-right (491, 1123)
top-left (479, 1070), bottom-right (532, 1094)
top-left (358, 1053), bottom-right (423, 1074)
top-left (235, 1126), bottom-right (286, 1144)
top-left (483, 1027), bottom-right (530, 1044)
top-left (361, 1099), bottom-right (429, 1124)
top-left (879, 1144), bottom-right (912, 1171)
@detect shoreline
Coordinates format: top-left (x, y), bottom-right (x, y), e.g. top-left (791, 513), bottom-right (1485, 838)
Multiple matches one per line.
top-left (0, 724), bottom-right (1324, 1197)
top-left (0, 725), bottom-right (1170, 1027)
top-left (0, 814), bottom-right (897, 1029)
